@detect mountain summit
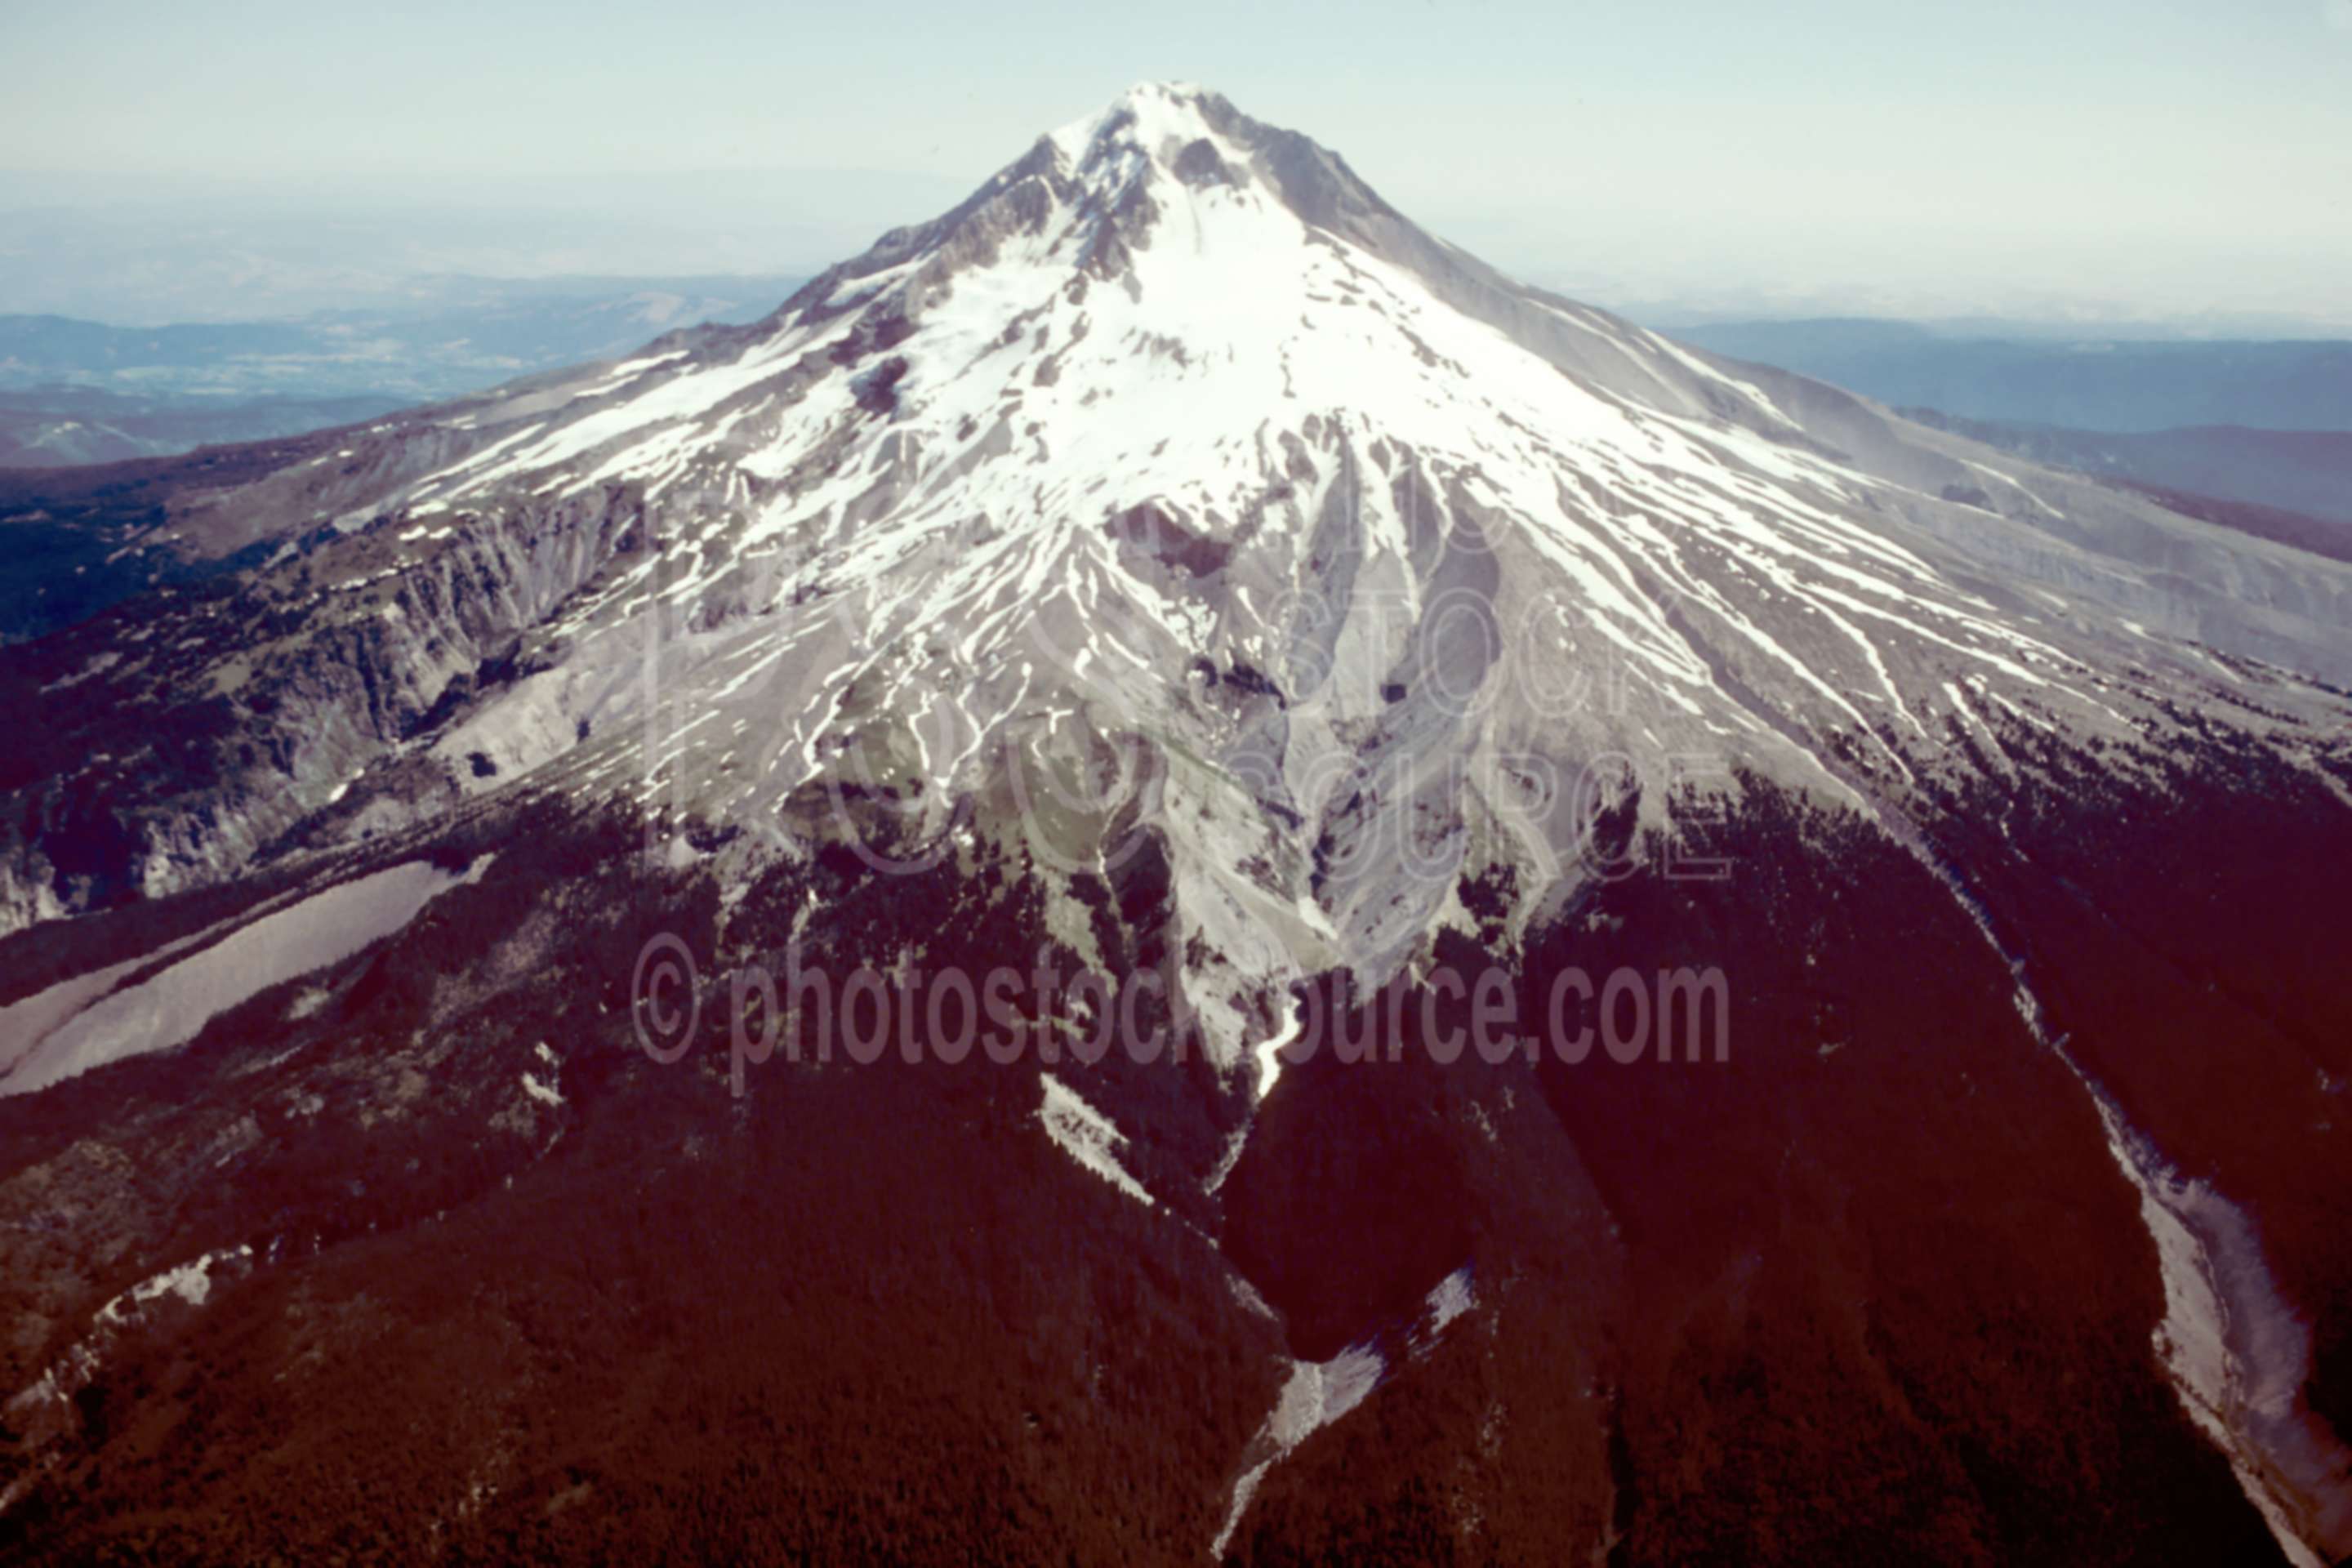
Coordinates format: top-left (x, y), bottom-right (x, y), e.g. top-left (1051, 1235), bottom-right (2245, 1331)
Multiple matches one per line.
top-left (2, 84), bottom-right (2350, 1566)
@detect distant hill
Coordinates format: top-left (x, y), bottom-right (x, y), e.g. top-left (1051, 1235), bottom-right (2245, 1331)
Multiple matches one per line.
top-left (0, 274), bottom-right (804, 407)
top-left (1898, 410), bottom-right (2352, 530)
top-left (1664, 318), bottom-right (2352, 432)
top-left (0, 274), bottom-right (805, 470)
top-left (0, 386), bottom-right (404, 468)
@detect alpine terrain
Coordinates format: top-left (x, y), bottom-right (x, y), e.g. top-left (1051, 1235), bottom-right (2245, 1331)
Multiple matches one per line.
top-left (2, 83), bottom-right (2350, 1565)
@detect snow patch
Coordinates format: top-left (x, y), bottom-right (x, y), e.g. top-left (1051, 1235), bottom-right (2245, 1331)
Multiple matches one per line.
top-left (2085, 1088), bottom-right (2352, 1566)
top-left (2, 856), bottom-right (495, 1098)
top-left (1213, 1343), bottom-right (1388, 1557)
top-left (1037, 1075), bottom-right (1152, 1205)
top-left (97, 1245), bottom-right (253, 1324)
top-left (1423, 1266), bottom-right (1476, 1337)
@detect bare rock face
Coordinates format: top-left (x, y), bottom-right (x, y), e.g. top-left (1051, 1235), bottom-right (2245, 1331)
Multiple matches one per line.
top-left (0, 482), bottom-right (650, 930)
top-left (2, 82), bottom-right (2350, 1566)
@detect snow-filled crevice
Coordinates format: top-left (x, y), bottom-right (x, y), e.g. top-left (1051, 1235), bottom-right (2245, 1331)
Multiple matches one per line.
top-left (1873, 807), bottom-right (2352, 1567)
top-left (1209, 1265), bottom-right (1478, 1557)
top-left (1209, 1343), bottom-right (1384, 1559)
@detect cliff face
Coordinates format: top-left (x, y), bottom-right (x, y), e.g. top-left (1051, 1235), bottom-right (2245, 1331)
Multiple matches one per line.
top-left (0, 483), bottom-right (649, 932)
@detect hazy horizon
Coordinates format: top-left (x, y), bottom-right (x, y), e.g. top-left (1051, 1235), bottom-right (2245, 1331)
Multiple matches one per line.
top-left (5, 1), bottom-right (2351, 330)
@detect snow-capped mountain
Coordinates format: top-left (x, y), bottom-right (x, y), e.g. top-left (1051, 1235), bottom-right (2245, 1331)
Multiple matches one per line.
top-left (11, 85), bottom-right (2347, 933)
top-left (2, 84), bottom-right (2350, 1565)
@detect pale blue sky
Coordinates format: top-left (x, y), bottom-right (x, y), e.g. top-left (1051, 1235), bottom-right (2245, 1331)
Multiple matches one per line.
top-left (5, 0), bottom-right (2350, 323)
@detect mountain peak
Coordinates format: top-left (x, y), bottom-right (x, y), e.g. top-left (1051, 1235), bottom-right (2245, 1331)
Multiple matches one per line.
top-left (767, 79), bottom-right (1466, 339)
top-left (1038, 80), bottom-right (1254, 241)
top-left (1047, 80), bottom-right (1224, 165)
